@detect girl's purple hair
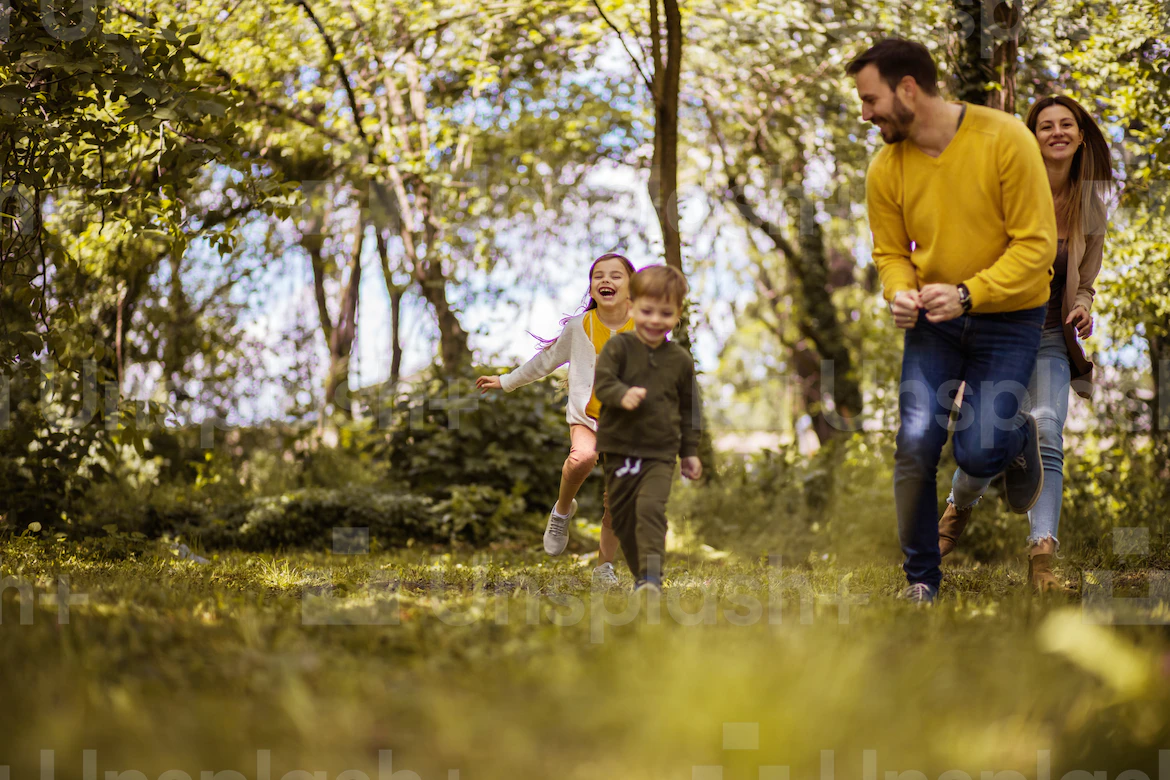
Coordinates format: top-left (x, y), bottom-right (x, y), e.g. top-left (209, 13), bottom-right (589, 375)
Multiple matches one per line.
top-left (532, 252), bottom-right (636, 350)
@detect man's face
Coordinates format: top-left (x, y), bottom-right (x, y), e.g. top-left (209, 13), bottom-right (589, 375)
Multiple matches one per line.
top-left (854, 64), bottom-right (915, 144)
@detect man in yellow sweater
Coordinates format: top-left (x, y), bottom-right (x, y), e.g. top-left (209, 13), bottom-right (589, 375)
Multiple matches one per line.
top-left (848, 38), bottom-right (1056, 604)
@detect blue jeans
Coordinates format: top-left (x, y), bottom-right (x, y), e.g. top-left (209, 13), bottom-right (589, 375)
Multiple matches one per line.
top-left (949, 326), bottom-right (1071, 547)
top-left (895, 306), bottom-right (1046, 588)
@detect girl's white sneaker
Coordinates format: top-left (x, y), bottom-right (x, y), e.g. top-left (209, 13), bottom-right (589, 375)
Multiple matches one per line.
top-left (543, 499), bottom-right (576, 555)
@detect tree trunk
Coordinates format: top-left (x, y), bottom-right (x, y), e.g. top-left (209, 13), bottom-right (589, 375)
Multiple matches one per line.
top-left (649, 0), bottom-right (683, 274)
top-left (328, 221), bottom-right (363, 410)
top-left (646, 0), bottom-right (715, 474)
top-left (951, 0), bottom-right (1020, 112)
top-left (406, 184), bottom-right (471, 376)
top-left (727, 181), bottom-right (863, 440)
top-left (789, 197), bottom-right (862, 431)
top-left (791, 339), bottom-right (836, 445)
top-left (162, 251), bottom-right (190, 393)
top-left (302, 213), bottom-right (363, 413)
top-left (389, 285), bottom-right (403, 390)
top-left (375, 229), bottom-right (406, 391)
top-left (1152, 330), bottom-right (1170, 437)
top-left (419, 257), bottom-right (470, 375)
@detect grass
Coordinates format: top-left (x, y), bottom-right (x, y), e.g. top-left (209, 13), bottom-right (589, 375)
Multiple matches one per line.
top-left (2, 532), bottom-right (1169, 780)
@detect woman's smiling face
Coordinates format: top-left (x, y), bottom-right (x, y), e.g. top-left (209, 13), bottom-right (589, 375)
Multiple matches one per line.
top-left (590, 258), bottom-right (631, 308)
top-left (1034, 104), bottom-right (1084, 164)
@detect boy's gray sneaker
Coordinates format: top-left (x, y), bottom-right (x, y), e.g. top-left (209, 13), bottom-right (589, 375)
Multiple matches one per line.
top-left (1004, 413), bottom-right (1044, 514)
top-left (543, 499), bottom-right (576, 555)
top-left (592, 562), bottom-right (619, 588)
top-left (171, 543), bottom-right (210, 565)
top-left (899, 582), bottom-right (936, 605)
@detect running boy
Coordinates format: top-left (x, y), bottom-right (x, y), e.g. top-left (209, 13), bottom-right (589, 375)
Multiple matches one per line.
top-left (593, 265), bottom-right (703, 593)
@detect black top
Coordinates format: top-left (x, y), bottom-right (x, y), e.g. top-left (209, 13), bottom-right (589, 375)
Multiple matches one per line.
top-left (593, 333), bottom-right (702, 461)
top-left (1044, 238), bottom-right (1069, 330)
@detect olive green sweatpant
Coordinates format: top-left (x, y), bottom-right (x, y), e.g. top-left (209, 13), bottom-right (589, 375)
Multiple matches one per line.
top-left (602, 454), bottom-right (674, 582)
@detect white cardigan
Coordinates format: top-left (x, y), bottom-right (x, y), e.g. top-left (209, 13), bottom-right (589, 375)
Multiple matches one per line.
top-left (499, 312), bottom-right (600, 431)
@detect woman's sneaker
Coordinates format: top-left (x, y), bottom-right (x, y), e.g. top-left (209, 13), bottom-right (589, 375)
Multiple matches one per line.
top-left (592, 562), bottom-right (619, 589)
top-left (543, 499), bottom-right (576, 555)
top-left (1005, 413), bottom-right (1044, 514)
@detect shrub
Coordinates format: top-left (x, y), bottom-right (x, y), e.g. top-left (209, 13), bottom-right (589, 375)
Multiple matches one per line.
top-left (673, 436), bottom-right (899, 566)
top-left (223, 488), bottom-right (440, 551)
top-left (384, 368), bottom-right (591, 514)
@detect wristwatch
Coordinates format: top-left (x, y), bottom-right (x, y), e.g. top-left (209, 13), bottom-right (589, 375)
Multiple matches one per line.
top-left (957, 283), bottom-right (972, 313)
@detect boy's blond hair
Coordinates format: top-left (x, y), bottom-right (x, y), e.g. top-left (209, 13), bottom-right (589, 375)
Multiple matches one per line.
top-left (630, 265), bottom-right (688, 308)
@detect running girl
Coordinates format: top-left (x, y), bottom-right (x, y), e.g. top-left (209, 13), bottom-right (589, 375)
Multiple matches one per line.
top-left (476, 253), bottom-right (636, 587)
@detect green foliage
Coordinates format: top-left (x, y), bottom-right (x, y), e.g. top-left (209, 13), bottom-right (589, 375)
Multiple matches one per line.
top-left (674, 436), bottom-right (898, 565)
top-left (209, 485), bottom-right (535, 552)
top-left (0, 0), bottom-right (293, 526)
top-left (386, 369), bottom-right (585, 514)
top-left (216, 488), bottom-right (438, 552)
top-left (42, 370), bottom-right (573, 548)
top-left (2, 0), bottom-right (1167, 566)
top-left (433, 485), bottom-right (532, 546)
top-left (679, 428), bottom-right (1170, 571)
top-left (65, 482), bottom-right (538, 553)
top-left (1061, 435), bottom-right (1170, 567)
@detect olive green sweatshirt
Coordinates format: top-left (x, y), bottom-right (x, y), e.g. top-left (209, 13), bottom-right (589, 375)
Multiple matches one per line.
top-left (593, 333), bottom-right (702, 462)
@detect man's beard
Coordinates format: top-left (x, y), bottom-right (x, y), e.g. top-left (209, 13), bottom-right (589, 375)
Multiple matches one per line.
top-left (877, 95), bottom-right (915, 143)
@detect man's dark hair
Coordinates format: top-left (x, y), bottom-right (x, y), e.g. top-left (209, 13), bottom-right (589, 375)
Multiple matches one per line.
top-left (846, 38), bottom-right (939, 96)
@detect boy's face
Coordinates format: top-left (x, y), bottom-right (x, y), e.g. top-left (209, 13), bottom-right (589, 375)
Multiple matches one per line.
top-left (631, 294), bottom-right (681, 347)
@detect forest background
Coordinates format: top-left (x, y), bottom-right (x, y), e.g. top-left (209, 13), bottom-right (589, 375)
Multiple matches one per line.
top-left (1, 0), bottom-right (1167, 564)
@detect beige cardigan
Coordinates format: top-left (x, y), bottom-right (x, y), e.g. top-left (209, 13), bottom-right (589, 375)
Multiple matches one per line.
top-left (499, 313), bottom-right (601, 431)
top-left (1063, 215), bottom-right (1106, 400)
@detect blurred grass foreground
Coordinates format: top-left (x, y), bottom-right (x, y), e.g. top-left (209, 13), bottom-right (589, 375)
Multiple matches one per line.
top-left (3, 533), bottom-right (1170, 780)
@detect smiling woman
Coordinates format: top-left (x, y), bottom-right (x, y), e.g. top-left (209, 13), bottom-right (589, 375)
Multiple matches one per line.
top-left (941, 95), bottom-right (1117, 590)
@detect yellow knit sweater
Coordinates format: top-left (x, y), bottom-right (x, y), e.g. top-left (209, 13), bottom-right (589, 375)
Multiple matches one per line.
top-left (865, 103), bottom-right (1057, 313)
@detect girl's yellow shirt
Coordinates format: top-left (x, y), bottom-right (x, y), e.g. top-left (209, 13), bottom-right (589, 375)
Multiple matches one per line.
top-left (583, 308), bottom-right (634, 420)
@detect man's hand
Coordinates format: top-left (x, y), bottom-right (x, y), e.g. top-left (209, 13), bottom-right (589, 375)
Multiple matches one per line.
top-left (621, 386), bottom-right (647, 410)
top-left (680, 456), bottom-right (702, 480)
top-left (1067, 305), bottom-right (1092, 339)
top-left (920, 284), bottom-right (964, 323)
top-left (891, 290), bottom-right (922, 330)
top-left (475, 375), bottom-right (503, 394)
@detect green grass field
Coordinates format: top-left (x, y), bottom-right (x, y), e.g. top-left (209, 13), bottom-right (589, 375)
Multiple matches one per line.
top-left (2, 534), bottom-right (1168, 780)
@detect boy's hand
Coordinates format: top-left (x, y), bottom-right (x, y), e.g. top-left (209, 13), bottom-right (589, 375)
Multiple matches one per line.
top-left (475, 375), bottom-right (502, 394)
top-left (621, 386), bottom-right (647, 410)
top-left (680, 456), bottom-right (702, 481)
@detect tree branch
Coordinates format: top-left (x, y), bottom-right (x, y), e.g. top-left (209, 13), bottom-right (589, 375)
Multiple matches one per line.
top-left (723, 176), bottom-right (800, 262)
top-left (589, 0), bottom-right (654, 93)
top-left (649, 0), bottom-right (663, 102)
top-left (290, 0), bottom-right (374, 155)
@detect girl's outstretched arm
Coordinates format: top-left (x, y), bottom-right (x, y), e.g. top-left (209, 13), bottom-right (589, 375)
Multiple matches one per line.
top-left (481, 320), bottom-right (574, 394)
top-left (475, 375), bottom-right (503, 393)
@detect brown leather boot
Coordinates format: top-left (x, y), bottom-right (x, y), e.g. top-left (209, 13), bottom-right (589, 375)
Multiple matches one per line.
top-left (1027, 537), bottom-right (1066, 593)
top-left (937, 502), bottom-right (972, 558)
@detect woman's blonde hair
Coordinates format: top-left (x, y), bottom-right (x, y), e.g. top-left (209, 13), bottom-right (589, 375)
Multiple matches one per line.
top-left (1025, 95), bottom-right (1115, 260)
